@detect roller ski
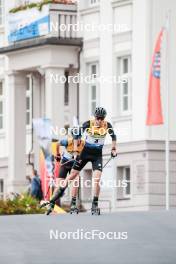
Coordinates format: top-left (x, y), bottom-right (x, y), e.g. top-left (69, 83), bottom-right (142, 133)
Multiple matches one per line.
top-left (91, 203), bottom-right (100, 215)
top-left (40, 187), bottom-right (65, 215)
top-left (40, 201), bottom-right (55, 215)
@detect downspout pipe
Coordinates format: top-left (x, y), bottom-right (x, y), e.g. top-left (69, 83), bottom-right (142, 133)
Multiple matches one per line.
top-left (28, 74), bottom-right (34, 169)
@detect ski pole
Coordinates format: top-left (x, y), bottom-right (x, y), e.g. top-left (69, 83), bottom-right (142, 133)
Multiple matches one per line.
top-left (60, 159), bottom-right (75, 167)
top-left (44, 177), bottom-right (56, 200)
top-left (44, 185), bottom-right (50, 200)
top-left (103, 155), bottom-right (117, 169)
top-left (103, 157), bottom-right (113, 169)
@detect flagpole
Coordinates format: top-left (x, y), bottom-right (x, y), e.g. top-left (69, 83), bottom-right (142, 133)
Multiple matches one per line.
top-left (165, 10), bottom-right (171, 211)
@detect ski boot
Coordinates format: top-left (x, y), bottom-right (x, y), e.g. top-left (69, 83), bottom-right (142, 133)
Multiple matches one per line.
top-left (91, 203), bottom-right (100, 215)
top-left (40, 201), bottom-right (50, 209)
top-left (70, 197), bottom-right (79, 214)
top-left (40, 188), bottom-right (65, 215)
top-left (70, 204), bottom-right (79, 214)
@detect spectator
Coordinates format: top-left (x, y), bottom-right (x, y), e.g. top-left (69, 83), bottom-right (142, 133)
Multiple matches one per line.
top-left (26, 175), bottom-right (32, 195)
top-left (31, 169), bottom-right (43, 201)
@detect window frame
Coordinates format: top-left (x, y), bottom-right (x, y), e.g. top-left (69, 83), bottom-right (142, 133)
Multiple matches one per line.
top-left (122, 166), bottom-right (131, 199)
top-left (118, 55), bottom-right (131, 116)
top-left (117, 166), bottom-right (131, 200)
top-left (88, 62), bottom-right (99, 116)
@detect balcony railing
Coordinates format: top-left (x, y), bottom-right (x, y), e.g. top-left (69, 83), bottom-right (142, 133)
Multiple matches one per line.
top-left (49, 3), bottom-right (78, 39)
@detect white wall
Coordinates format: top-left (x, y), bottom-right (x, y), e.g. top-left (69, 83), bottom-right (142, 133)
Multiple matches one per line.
top-left (131, 0), bottom-right (149, 141)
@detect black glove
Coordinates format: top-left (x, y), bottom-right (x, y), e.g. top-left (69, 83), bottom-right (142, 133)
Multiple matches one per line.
top-left (75, 154), bottom-right (80, 161)
top-left (111, 149), bottom-right (117, 158)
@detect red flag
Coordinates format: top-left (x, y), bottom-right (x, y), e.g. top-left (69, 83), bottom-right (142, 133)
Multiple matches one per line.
top-left (146, 29), bottom-right (164, 125)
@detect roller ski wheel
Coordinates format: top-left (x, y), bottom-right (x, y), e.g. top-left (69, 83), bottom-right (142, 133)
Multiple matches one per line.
top-left (91, 206), bottom-right (100, 215)
top-left (70, 206), bottom-right (79, 214)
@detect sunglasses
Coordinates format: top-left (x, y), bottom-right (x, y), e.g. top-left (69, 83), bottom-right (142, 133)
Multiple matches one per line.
top-left (96, 117), bottom-right (104, 121)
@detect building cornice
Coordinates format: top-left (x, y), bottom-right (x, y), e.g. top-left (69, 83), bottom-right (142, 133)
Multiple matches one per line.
top-left (0, 37), bottom-right (83, 55)
top-left (49, 3), bottom-right (77, 12)
top-left (103, 140), bottom-right (176, 155)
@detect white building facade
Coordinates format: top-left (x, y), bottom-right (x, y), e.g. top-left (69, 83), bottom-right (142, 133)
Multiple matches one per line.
top-left (0, 0), bottom-right (176, 211)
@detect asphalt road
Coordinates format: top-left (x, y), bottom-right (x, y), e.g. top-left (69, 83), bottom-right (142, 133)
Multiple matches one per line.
top-left (0, 210), bottom-right (176, 264)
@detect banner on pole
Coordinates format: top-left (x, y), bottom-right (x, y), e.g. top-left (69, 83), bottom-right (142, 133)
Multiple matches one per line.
top-left (146, 29), bottom-right (164, 125)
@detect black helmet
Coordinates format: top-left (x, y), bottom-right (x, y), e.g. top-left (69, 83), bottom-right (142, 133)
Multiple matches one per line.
top-left (94, 107), bottom-right (107, 119)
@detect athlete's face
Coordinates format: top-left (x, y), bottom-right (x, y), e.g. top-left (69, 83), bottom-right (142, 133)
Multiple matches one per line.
top-left (77, 139), bottom-right (81, 145)
top-left (95, 117), bottom-right (104, 127)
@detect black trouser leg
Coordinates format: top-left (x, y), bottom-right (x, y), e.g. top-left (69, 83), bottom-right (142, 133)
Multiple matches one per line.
top-left (70, 196), bottom-right (77, 206)
top-left (92, 196), bottom-right (99, 207)
top-left (50, 186), bottom-right (67, 204)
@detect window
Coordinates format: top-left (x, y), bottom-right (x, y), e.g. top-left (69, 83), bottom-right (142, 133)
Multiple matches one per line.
top-left (118, 56), bottom-right (131, 115)
top-left (124, 167), bottom-right (131, 196)
top-left (64, 71), bottom-right (69, 106)
top-left (26, 76), bottom-right (32, 127)
top-left (0, 81), bottom-right (4, 130)
top-left (117, 166), bottom-right (131, 199)
top-left (0, 0), bottom-right (4, 25)
top-left (88, 63), bottom-right (99, 115)
top-left (0, 179), bottom-right (4, 199)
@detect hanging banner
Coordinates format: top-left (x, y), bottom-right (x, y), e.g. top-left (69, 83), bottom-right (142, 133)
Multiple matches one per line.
top-left (146, 29), bottom-right (164, 125)
top-left (8, 5), bottom-right (50, 43)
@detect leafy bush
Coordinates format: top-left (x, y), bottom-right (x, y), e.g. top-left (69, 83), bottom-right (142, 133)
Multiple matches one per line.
top-left (0, 193), bottom-right (86, 215)
top-left (0, 194), bottom-right (45, 215)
